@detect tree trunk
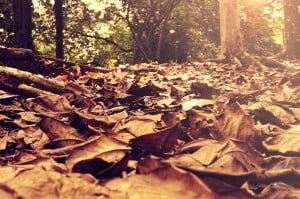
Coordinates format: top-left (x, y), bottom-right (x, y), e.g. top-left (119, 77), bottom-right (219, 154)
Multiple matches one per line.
top-left (156, 15), bottom-right (170, 62)
top-left (219, 0), bottom-right (244, 60)
top-left (283, 0), bottom-right (300, 59)
top-left (54, 0), bottom-right (64, 59)
top-left (13, 0), bottom-right (34, 49)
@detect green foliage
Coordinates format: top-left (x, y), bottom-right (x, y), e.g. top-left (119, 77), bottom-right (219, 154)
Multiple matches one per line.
top-left (1, 0), bottom-right (284, 64)
top-left (163, 0), bottom-right (220, 62)
top-left (33, 0), bottom-right (132, 65)
top-left (241, 1), bottom-right (282, 56)
top-left (0, 0), bottom-right (14, 46)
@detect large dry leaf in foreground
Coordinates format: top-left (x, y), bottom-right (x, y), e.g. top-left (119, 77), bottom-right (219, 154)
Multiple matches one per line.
top-left (188, 142), bottom-right (227, 165)
top-left (4, 167), bottom-right (108, 199)
top-left (263, 125), bottom-right (300, 155)
top-left (247, 101), bottom-right (297, 127)
top-left (171, 140), bottom-right (227, 167)
top-left (104, 166), bottom-right (215, 199)
top-left (65, 136), bottom-right (131, 170)
top-left (169, 140), bottom-right (263, 176)
top-left (181, 98), bottom-right (214, 111)
top-left (201, 177), bottom-right (258, 199)
top-left (215, 102), bottom-right (258, 142)
top-left (266, 156), bottom-right (300, 171)
top-left (72, 153), bottom-right (130, 180)
top-left (39, 117), bottom-right (85, 140)
top-left (259, 183), bottom-right (300, 199)
top-left (34, 94), bottom-right (72, 112)
top-left (129, 125), bottom-right (183, 156)
top-left (0, 184), bottom-right (20, 199)
top-left (114, 115), bottom-right (161, 137)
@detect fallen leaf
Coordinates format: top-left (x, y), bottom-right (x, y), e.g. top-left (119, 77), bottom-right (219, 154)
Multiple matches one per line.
top-left (182, 98), bottom-right (214, 111)
top-left (263, 125), bottom-right (300, 155)
top-left (0, 131), bottom-right (8, 150)
top-left (114, 117), bottom-right (159, 137)
top-left (260, 183), bottom-right (300, 199)
top-left (4, 166), bottom-right (108, 199)
top-left (130, 125), bottom-right (183, 156)
top-left (215, 102), bottom-right (259, 142)
top-left (104, 166), bottom-right (215, 199)
top-left (39, 117), bottom-right (85, 140)
top-left (65, 136), bottom-right (131, 170)
top-left (34, 94), bottom-right (72, 112)
top-left (191, 82), bottom-right (219, 99)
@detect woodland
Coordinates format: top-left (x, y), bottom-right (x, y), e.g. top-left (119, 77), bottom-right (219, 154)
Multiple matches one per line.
top-left (0, 0), bottom-right (300, 198)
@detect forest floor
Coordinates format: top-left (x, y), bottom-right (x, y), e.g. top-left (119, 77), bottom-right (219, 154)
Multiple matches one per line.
top-left (1, 58), bottom-right (300, 198)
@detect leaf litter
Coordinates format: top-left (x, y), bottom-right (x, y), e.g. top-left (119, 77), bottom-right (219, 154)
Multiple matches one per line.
top-left (1, 61), bottom-right (300, 198)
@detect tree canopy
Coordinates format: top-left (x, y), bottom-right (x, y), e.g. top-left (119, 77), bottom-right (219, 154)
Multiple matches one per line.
top-left (0, 0), bottom-right (285, 65)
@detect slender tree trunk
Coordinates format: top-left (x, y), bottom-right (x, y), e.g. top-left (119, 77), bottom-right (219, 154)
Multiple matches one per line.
top-left (283, 0), bottom-right (300, 59)
top-left (219, 0), bottom-right (244, 60)
top-left (156, 15), bottom-right (169, 62)
top-left (54, 0), bottom-right (64, 59)
top-left (13, 0), bottom-right (34, 49)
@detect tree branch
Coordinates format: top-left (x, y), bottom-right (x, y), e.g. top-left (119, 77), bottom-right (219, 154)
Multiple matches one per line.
top-left (65, 29), bottom-right (133, 53)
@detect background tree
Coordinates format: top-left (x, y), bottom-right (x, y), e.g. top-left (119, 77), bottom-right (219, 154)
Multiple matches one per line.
top-left (120, 0), bottom-right (182, 63)
top-left (241, 0), bottom-right (282, 57)
top-left (1, 0), bottom-right (283, 65)
top-left (54, 0), bottom-right (64, 59)
top-left (163, 0), bottom-right (220, 62)
top-left (282, 0), bottom-right (300, 59)
top-left (13, 0), bottom-right (34, 49)
top-left (33, 0), bottom-right (132, 64)
top-left (219, 0), bottom-right (244, 61)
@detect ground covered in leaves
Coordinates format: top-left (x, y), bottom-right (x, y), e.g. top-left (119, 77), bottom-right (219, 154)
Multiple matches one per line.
top-left (1, 61), bottom-right (300, 198)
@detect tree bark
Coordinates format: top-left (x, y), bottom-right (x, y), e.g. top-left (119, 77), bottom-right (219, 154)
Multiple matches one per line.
top-left (54, 0), bottom-right (64, 59)
top-left (283, 0), bottom-right (300, 59)
top-left (219, 0), bottom-right (244, 60)
top-left (13, 0), bottom-right (34, 49)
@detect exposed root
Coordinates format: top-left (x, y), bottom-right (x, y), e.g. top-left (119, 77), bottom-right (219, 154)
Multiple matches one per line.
top-left (212, 52), bottom-right (287, 70)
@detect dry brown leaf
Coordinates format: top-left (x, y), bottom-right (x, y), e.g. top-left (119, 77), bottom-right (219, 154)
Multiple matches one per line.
top-left (0, 184), bottom-right (20, 199)
top-left (34, 94), bottom-right (72, 112)
top-left (5, 166), bottom-right (108, 199)
top-left (260, 183), bottom-right (300, 199)
top-left (74, 111), bottom-right (118, 127)
top-left (65, 136), bottom-right (131, 170)
top-left (263, 125), bottom-right (300, 155)
top-left (104, 166), bottom-right (215, 199)
top-left (22, 126), bottom-right (49, 149)
top-left (247, 101), bottom-right (297, 125)
top-left (170, 140), bottom-right (263, 176)
top-left (191, 82), bottom-right (219, 99)
top-left (39, 117), bottom-right (85, 140)
top-left (0, 131), bottom-right (8, 150)
top-left (130, 125), bottom-right (183, 156)
top-left (215, 102), bottom-right (259, 142)
top-left (114, 116), bottom-right (160, 137)
top-left (190, 142), bottom-right (227, 165)
top-left (182, 98), bottom-right (214, 111)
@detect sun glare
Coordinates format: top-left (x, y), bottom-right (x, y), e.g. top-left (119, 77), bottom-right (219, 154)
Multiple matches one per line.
top-left (243, 0), bottom-right (265, 7)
